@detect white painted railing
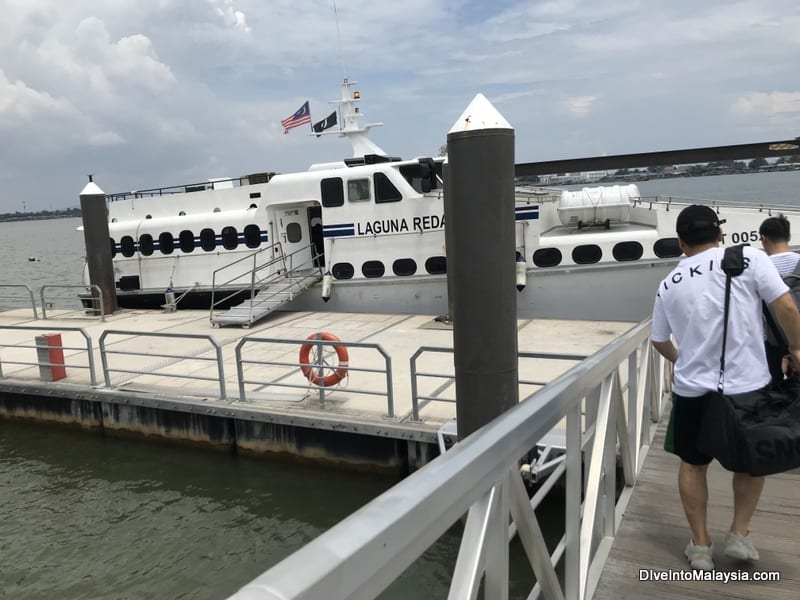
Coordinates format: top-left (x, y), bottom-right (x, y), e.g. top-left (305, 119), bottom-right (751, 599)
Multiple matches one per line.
top-left (227, 318), bottom-right (668, 600)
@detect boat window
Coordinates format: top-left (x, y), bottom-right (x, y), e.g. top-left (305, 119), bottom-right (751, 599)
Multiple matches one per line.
top-left (348, 178), bottom-right (371, 202)
top-left (613, 241), bottom-right (643, 262)
top-left (654, 237), bottom-right (682, 258)
top-left (244, 224), bottom-right (261, 248)
top-left (159, 232), bottom-right (174, 255)
top-left (425, 256), bottom-right (447, 274)
top-left (110, 238), bottom-right (116, 258)
top-left (362, 260), bottom-right (385, 278)
top-left (138, 234), bottom-right (154, 256)
top-left (179, 230), bottom-right (195, 253)
top-left (221, 226), bottom-right (238, 250)
top-left (374, 172), bottom-right (402, 203)
top-left (321, 177), bottom-right (344, 207)
top-left (332, 262), bottom-right (354, 279)
top-left (532, 248), bottom-right (562, 268)
top-left (573, 245), bottom-right (602, 265)
top-left (200, 228), bottom-right (216, 251)
top-left (393, 258), bottom-right (417, 276)
top-left (400, 160), bottom-right (438, 193)
top-left (286, 222), bottom-right (302, 243)
top-left (120, 235), bottom-right (136, 257)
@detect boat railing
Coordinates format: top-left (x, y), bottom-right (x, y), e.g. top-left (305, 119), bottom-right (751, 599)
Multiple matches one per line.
top-left (106, 175), bottom-right (246, 202)
top-left (98, 330), bottom-right (226, 399)
top-left (0, 325), bottom-right (96, 385)
top-left (633, 194), bottom-right (800, 213)
top-left (235, 336), bottom-right (394, 415)
top-left (226, 318), bottom-right (667, 600)
top-left (0, 284), bottom-right (38, 319)
top-left (408, 347), bottom-right (588, 421)
top-left (41, 285), bottom-right (105, 321)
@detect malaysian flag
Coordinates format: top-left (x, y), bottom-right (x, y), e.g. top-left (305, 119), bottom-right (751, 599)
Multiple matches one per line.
top-left (281, 101), bottom-right (311, 134)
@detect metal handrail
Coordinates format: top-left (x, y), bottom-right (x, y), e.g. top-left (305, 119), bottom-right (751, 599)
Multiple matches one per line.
top-left (409, 346), bottom-right (588, 421)
top-left (236, 336), bottom-right (394, 417)
top-left (0, 284), bottom-right (38, 319)
top-left (0, 325), bottom-right (96, 385)
top-left (98, 330), bottom-right (226, 399)
top-left (211, 243), bottom-right (323, 325)
top-left (40, 284), bottom-right (105, 321)
top-left (227, 318), bottom-right (666, 600)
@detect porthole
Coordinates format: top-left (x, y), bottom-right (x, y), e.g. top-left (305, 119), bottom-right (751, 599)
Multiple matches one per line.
top-left (159, 232), bottom-right (174, 255)
top-left (572, 245), bottom-right (602, 265)
top-left (120, 235), bottom-right (135, 257)
top-left (110, 238), bottom-right (116, 258)
top-left (178, 211), bottom-right (186, 216)
top-left (612, 241), bottom-right (643, 262)
top-left (213, 207), bottom-right (221, 213)
top-left (145, 214), bottom-right (152, 219)
top-left (332, 262), bottom-right (354, 280)
top-left (425, 256), bottom-right (447, 274)
top-left (221, 226), bottom-right (238, 250)
top-left (654, 237), bottom-right (682, 258)
top-left (532, 248), bottom-right (562, 268)
top-left (244, 224), bottom-right (261, 248)
top-left (200, 228), bottom-right (216, 252)
top-left (248, 203), bottom-right (258, 209)
top-left (179, 230), bottom-right (195, 253)
top-left (286, 222), bottom-right (302, 243)
top-left (111, 218), bottom-right (118, 223)
top-left (362, 260), bottom-right (385, 278)
top-left (393, 258), bottom-right (417, 276)
top-left (138, 234), bottom-right (154, 256)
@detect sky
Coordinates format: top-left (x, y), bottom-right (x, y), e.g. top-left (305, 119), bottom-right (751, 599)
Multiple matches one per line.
top-left (1, 0), bottom-right (799, 212)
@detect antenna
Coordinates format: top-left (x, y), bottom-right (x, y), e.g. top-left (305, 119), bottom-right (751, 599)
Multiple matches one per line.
top-left (332, 1), bottom-right (347, 82)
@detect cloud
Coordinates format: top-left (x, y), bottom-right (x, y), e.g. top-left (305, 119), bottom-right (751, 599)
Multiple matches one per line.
top-left (211, 0), bottom-right (251, 33)
top-left (1, 1), bottom-right (800, 211)
top-left (560, 95), bottom-right (598, 118)
top-left (732, 91), bottom-right (800, 117)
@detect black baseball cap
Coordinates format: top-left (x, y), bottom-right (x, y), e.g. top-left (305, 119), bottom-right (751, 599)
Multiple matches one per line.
top-left (675, 205), bottom-right (726, 235)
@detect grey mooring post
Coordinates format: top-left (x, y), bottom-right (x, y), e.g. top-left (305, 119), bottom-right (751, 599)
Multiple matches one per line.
top-left (445, 94), bottom-right (518, 440)
top-left (80, 176), bottom-right (118, 315)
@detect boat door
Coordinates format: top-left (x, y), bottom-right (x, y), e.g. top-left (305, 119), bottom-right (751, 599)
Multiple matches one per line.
top-left (274, 203), bottom-right (316, 271)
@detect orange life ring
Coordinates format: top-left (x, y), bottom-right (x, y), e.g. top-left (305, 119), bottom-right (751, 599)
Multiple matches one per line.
top-left (299, 332), bottom-right (349, 387)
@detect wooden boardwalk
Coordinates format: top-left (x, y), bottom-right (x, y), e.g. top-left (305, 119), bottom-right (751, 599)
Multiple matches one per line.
top-left (594, 412), bottom-right (800, 599)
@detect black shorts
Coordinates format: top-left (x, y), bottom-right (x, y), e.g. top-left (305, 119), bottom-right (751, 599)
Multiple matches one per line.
top-left (664, 392), bottom-right (713, 465)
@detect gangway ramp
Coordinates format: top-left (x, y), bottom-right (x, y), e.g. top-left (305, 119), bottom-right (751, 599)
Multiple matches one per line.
top-left (211, 269), bottom-right (320, 327)
top-left (210, 242), bottom-right (322, 328)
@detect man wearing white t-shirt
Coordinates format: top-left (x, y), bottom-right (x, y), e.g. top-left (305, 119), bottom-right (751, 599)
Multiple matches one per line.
top-left (651, 205), bottom-right (800, 571)
top-left (759, 215), bottom-right (800, 384)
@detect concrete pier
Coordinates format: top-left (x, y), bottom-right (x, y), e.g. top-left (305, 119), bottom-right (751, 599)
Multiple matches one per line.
top-left (0, 307), bottom-right (633, 472)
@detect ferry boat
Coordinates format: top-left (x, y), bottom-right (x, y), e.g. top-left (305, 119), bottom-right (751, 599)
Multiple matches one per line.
top-left (87, 80), bottom-right (800, 325)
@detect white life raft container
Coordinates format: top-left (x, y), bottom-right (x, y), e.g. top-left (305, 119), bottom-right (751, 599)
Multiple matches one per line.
top-left (557, 184), bottom-right (639, 228)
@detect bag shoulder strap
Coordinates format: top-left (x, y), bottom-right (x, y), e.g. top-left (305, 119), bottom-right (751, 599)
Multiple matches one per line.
top-left (719, 245), bottom-right (746, 391)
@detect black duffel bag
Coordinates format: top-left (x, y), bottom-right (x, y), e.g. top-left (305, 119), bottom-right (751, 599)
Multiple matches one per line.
top-left (697, 377), bottom-right (800, 476)
top-left (694, 245), bottom-right (800, 476)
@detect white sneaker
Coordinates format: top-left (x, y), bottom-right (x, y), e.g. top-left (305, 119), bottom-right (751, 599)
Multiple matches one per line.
top-left (685, 540), bottom-right (714, 571)
top-left (724, 531), bottom-right (760, 561)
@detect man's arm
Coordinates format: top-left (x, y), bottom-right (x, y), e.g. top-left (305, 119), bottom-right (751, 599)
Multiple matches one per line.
top-left (652, 339), bottom-right (678, 363)
top-left (771, 292), bottom-right (800, 367)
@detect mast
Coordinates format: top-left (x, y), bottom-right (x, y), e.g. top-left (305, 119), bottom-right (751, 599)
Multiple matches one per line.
top-left (328, 79), bottom-right (387, 158)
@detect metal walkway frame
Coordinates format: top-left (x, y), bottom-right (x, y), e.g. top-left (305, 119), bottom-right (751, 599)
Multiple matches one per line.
top-left (228, 318), bottom-right (668, 600)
